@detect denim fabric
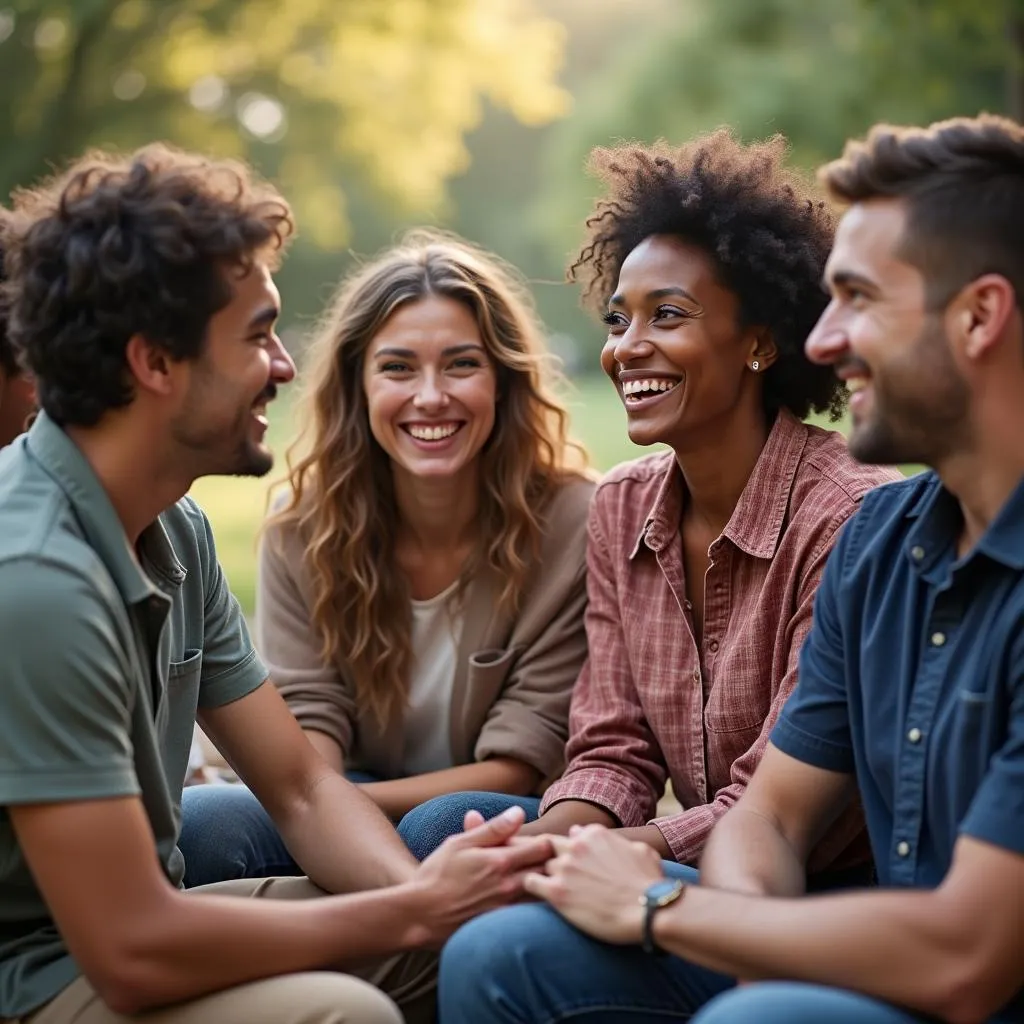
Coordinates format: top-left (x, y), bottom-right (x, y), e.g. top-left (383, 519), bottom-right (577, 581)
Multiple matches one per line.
top-left (178, 771), bottom-right (378, 888)
top-left (397, 791), bottom-right (542, 861)
top-left (438, 863), bottom-right (927, 1024)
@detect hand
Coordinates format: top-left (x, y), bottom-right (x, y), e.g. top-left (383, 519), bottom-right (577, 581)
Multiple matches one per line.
top-left (523, 824), bottom-right (665, 944)
top-left (409, 806), bottom-right (554, 946)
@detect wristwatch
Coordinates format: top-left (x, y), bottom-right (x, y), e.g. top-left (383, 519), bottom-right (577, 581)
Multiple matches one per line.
top-left (640, 877), bottom-right (686, 954)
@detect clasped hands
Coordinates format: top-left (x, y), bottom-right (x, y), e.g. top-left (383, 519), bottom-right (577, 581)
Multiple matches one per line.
top-left (410, 806), bottom-right (668, 948)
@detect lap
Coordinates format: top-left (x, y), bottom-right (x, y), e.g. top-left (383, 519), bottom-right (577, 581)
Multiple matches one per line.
top-left (20, 971), bottom-right (404, 1024)
top-left (20, 877), bottom-right (437, 1024)
top-left (438, 896), bottom-right (732, 1023)
top-left (692, 982), bottom-right (932, 1024)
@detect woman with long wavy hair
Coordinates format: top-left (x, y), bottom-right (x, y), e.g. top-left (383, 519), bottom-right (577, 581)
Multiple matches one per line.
top-left (178, 229), bottom-right (595, 884)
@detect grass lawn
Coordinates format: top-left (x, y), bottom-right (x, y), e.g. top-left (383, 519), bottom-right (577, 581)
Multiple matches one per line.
top-left (189, 376), bottom-right (856, 616)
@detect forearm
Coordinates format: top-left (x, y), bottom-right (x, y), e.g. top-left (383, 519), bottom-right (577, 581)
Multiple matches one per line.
top-left (617, 824), bottom-right (672, 859)
top-left (698, 806), bottom-right (807, 896)
top-left (276, 773), bottom-right (417, 891)
top-left (102, 883), bottom-right (428, 1013)
top-left (303, 729), bottom-right (343, 772)
top-left (654, 885), bottom-right (969, 1020)
top-left (360, 757), bottom-right (541, 821)
top-left (520, 799), bottom-right (617, 837)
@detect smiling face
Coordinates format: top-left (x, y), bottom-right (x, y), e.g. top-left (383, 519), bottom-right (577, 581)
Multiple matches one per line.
top-left (807, 199), bottom-right (970, 466)
top-left (362, 294), bottom-right (498, 484)
top-left (170, 261), bottom-right (295, 478)
top-left (600, 234), bottom-right (768, 452)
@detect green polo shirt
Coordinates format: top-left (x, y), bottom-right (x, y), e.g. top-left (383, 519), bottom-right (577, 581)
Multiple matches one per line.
top-left (0, 413), bottom-right (268, 1017)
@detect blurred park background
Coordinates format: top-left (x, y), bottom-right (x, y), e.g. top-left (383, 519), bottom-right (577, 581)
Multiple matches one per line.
top-left (2, 0), bottom-right (1020, 612)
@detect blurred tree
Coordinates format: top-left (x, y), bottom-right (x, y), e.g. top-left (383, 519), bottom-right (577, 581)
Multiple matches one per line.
top-left (529, 0), bottom-right (1006, 285)
top-left (0, 0), bottom-right (570, 250)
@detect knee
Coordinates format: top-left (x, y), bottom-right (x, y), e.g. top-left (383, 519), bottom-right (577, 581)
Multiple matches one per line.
top-left (398, 794), bottom-right (475, 860)
top-left (438, 904), bottom-right (572, 1017)
top-left (693, 982), bottom-right (854, 1024)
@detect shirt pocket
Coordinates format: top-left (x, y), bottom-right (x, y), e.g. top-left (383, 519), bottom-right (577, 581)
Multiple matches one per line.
top-left (703, 676), bottom-right (770, 735)
top-left (467, 647), bottom-right (518, 704)
top-left (168, 648), bottom-right (203, 695)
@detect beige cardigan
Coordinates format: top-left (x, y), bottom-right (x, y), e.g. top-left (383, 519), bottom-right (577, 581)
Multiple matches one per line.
top-left (256, 475), bottom-right (595, 788)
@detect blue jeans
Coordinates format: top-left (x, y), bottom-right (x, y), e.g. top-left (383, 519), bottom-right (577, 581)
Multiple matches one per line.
top-left (438, 864), bottom-right (926, 1023)
top-left (397, 791), bottom-right (542, 861)
top-left (178, 772), bottom-right (378, 888)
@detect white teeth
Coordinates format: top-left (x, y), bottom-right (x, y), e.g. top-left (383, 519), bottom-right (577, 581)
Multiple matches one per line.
top-left (408, 423), bottom-right (459, 441)
top-left (846, 377), bottom-right (869, 394)
top-left (621, 378), bottom-right (679, 397)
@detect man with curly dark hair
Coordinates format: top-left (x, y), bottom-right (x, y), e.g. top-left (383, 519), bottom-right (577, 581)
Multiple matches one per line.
top-left (0, 144), bottom-right (554, 1024)
top-left (404, 130), bottom-right (896, 863)
top-left (0, 228), bottom-right (36, 447)
top-left (441, 115), bottom-right (1024, 1024)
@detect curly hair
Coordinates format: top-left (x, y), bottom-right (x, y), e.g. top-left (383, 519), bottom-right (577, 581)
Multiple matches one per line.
top-left (2, 143), bottom-right (294, 426)
top-left (570, 129), bottom-right (846, 421)
top-left (269, 229), bottom-right (590, 728)
top-left (820, 114), bottom-right (1024, 312)
top-left (0, 229), bottom-right (13, 377)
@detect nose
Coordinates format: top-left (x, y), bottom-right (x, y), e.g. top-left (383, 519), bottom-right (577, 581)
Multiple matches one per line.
top-left (804, 303), bottom-right (849, 366)
top-left (269, 334), bottom-right (297, 385)
top-left (609, 321), bottom-right (656, 366)
top-left (413, 371), bottom-right (449, 412)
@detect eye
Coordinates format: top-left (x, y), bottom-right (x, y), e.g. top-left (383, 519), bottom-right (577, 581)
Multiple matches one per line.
top-left (379, 360), bottom-right (411, 373)
top-left (652, 305), bottom-right (690, 322)
top-left (601, 311), bottom-right (628, 330)
top-left (449, 356), bottom-right (483, 370)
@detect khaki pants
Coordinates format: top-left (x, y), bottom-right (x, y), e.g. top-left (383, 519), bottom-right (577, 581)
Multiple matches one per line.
top-left (15, 878), bottom-right (437, 1024)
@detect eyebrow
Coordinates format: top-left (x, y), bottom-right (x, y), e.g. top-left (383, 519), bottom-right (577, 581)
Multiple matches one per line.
top-left (824, 270), bottom-right (879, 294)
top-left (372, 343), bottom-right (487, 359)
top-left (608, 286), bottom-right (699, 307)
top-left (248, 305), bottom-right (280, 331)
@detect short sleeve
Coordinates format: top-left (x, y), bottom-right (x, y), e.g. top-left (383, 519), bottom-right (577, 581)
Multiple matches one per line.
top-left (0, 558), bottom-right (140, 804)
top-left (770, 514), bottom-right (858, 774)
top-left (190, 507), bottom-right (268, 709)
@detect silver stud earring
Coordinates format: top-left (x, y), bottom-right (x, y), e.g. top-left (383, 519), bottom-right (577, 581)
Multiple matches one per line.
top-left (751, 360), bottom-right (759, 372)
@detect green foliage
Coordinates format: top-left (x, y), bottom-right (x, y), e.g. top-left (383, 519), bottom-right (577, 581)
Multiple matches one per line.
top-left (526, 0), bottom-right (1009, 308)
top-left (0, 0), bottom-right (570, 247)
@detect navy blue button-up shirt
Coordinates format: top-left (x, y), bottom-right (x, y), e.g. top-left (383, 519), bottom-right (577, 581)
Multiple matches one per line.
top-left (773, 471), bottom-right (1024, 1020)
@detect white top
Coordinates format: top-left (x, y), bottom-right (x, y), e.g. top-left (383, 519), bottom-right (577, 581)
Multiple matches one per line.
top-left (401, 582), bottom-right (463, 775)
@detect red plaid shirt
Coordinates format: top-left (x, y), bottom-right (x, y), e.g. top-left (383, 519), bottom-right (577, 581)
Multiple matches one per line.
top-left (541, 410), bottom-right (901, 869)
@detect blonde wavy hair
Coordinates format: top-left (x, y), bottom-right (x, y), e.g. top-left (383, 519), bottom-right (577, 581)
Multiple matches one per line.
top-left (269, 229), bottom-right (589, 727)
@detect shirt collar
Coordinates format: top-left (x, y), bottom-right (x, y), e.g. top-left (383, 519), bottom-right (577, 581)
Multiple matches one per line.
top-left (630, 409), bottom-right (808, 561)
top-left (906, 470), bottom-right (1024, 575)
top-left (25, 412), bottom-right (186, 605)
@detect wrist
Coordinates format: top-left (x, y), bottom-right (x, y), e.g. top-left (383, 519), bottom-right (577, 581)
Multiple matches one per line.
top-left (640, 877), bottom-right (686, 954)
top-left (387, 881), bottom-right (437, 950)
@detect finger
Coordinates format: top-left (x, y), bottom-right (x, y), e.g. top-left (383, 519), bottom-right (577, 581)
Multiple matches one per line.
top-left (522, 870), bottom-right (560, 903)
top-left (549, 834), bottom-right (575, 855)
top-left (496, 835), bottom-right (555, 872)
top-left (448, 804), bottom-right (526, 849)
top-left (463, 809), bottom-right (486, 832)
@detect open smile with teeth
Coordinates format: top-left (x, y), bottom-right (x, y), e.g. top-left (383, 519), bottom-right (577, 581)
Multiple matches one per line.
top-left (621, 378), bottom-right (681, 403)
top-left (404, 422), bottom-right (462, 441)
top-left (846, 377), bottom-right (870, 394)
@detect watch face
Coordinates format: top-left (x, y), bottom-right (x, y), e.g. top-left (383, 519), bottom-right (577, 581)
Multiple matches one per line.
top-left (645, 879), bottom-right (683, 906)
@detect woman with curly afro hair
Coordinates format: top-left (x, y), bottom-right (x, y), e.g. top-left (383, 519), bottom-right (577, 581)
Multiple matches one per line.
top-left (409, 132), bottom-right (900, 875)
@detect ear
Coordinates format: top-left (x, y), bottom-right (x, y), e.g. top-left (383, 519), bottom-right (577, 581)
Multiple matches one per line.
top-left (746, 327), bottom-right (779, 373)
top-left (124, 333), bottom-right (178, 397)
top-left (949, 274), bottom-right (1017, 362)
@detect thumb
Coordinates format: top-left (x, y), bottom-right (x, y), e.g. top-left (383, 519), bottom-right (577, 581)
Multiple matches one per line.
top-left (463, 809), bottom-right (486, 832)
top-left (452, 805), bottom-right (526, 849)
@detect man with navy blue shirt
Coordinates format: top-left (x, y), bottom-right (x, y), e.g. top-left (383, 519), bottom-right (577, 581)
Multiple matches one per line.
top-left (438, 113), bottom-right (1024, 1023)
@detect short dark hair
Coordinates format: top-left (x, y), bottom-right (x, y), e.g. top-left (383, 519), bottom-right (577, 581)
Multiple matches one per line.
top-left (570, 129), bottom-right (845, 421)
top-left (3, 144), bottom-right (294, 426)
top-left (819, 114), bottom-right (1024, 311)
